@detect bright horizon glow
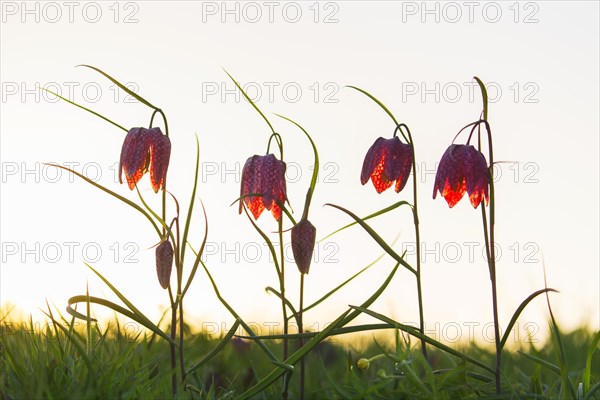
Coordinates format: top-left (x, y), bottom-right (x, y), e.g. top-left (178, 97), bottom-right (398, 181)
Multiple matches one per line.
top-left (1, 1), bottom-right (598, 349)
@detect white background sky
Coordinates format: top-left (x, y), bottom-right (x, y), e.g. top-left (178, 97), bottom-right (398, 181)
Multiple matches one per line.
top-left (1, 1), bottom-right (598, 347)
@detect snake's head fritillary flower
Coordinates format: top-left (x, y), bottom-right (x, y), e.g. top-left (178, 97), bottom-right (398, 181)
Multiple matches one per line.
top-left (119, 127), bottom-right (171, 193)
top-left (433, 144), bottom-right (489, 208)
top-left (361, 137), bottom-right (413, 194)
top-left (291, 218), bottom-right (316, 275)
top-left (155, 239), bottom-right (173, 289)
top-left (239, 154), bottom-right (287, 221)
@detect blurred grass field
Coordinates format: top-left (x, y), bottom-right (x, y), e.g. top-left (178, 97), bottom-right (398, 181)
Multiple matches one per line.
top-left (1, 309), bottom-right (598, 399)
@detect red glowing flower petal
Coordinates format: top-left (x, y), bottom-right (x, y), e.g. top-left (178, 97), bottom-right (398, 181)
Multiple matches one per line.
top-left (248, 196), bottom-right (266, 220)
top-left (361, 137), bottom-right (413, 194)
top-left (148, 128), bottom-right (171, 193)
top-left (360, 137), bottom-right (386, 185)
top-left (119, 127), bottom-right (170, 192)
top-left (464, 147), bottom-right (489, 208)
top-left (434, 144), bottom-right (489, 208)
top-left (370, 156), bottom-right (394, 193)
top-left (390, 140), bottom-right (413, 193)
top-left (239, 154), bottom-right (287, 221)
top-left (442, 178), bottom-right (466, 208)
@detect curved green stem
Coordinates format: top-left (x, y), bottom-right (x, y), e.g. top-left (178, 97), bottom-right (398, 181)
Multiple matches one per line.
top-left (402, 124), bottom-right (428, 361)
top-left (299, 274), bottom-right (305, 400)
top-left (224, 69), bottom-right (275, 135)
top-left (346, 85), bottom-right (409, 143)
top-left (278, 217), bottom-right (289, 400)
top-left (474, 76), bottom-right (500, 394)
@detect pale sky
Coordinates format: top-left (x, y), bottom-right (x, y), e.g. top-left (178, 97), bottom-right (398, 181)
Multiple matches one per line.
top-left (1, 1), bottom-right (598, 347)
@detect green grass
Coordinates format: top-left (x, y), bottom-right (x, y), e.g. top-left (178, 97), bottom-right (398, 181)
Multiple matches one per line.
top-left (1, 314), bottom-right (598, 399)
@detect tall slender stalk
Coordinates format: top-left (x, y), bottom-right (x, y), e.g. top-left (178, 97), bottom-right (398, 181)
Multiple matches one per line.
top-left (474, 77), bottom-right (500, 394)
top-left (400, 123), bottom-right (428, 360)
top-left (299, 274), bottom-right (305, 400)
top-left (347, 85), bottom-right (428, 360)
top-left (150, 109), bottom-right (179, 396)
top-left (168, 286), bottom-right (177, 396)
top-left (278, 218), bottom-right (289, 400)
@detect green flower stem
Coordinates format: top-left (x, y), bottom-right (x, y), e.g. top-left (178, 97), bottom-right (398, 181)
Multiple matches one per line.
top-left (482, 119), bottom-right (500, 394)
top-left (346, 86), bottom-right (427, 361)
top-left (475, 76), bottom-right (500, 394)
top-left (278, 217), bottom-right (289, 400)
top-left (299, 273), bottom-right (305, 400)
top-left (400, 123), bottom-right (428, 361)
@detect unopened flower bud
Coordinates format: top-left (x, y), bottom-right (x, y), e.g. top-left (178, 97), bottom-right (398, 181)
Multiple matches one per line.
top-left (156, 240), bottom-right (173, 289)
top-left (291, 218), bottom-right (316, 275)
top-left (357, 358), bottom-right (370, 370)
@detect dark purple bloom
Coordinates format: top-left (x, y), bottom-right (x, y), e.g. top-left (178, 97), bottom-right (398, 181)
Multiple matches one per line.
top-left (119, 127), bottom-right (171, 193)
top-left (239, 154), bottom-right (287, 220)
top-left (155, 240), bottom-right (173, 289)
top-left (433, 144), bottom-right (489, 208)
top-left (361, 137), bottom-right (413, 194)
top-left (291, 218), bottom-right (316, 275)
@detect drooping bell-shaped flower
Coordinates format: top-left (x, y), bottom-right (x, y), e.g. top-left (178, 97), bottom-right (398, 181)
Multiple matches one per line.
top-left (433, 144), bottom-right (489, 208)
top-left (119, 127), bottom-right (171, 193)
top-left (155, 239), bottom-right (173, 289)
top-left (291, 218), bottom-right (316, 275)
top-left (361, 137), bottom-right (413, 194)
top-left (239, 154), bottom-right (287, 220)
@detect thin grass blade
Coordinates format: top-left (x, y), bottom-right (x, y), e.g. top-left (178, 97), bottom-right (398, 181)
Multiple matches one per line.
top-left (325, 203), bottom-right (416, 275)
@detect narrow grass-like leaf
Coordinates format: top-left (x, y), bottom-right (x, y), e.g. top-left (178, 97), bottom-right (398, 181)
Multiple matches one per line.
top-left (474, 77), bottom-right (488, 120)
top-left (44, 299), bottom-right (64, 354)
top-left (82, 263), bottom-right (172, 346)
top-left (544, 273), bottom-right (576, 400)
top-left (186, 319), bottom-right (241, 375)
top-left (352, 306), bottom-right (494, 374)
top-left (265, 287), bottom-right (299, 324)
top-left (320, 357), bottom-right (353, 399)
top-left (46, 164), bottom-right (161, 237)
top-left (180, 134), bottom-right (201, 267)
top-left (236, 323), bottom-right (396, 341)
top-left (319, 201), bottom-right (411, 242)
top-left (240, 260), bottom-right (404, 342)
top-left (500, 288), bottom-right (558, 350)
top-left (518, 351), bottom-right (561, 375)
top-left (346, 86), bottom-right (398, 126)
top-left (303, 246), bottom-right (393, 318)
top-left (181, 201), bottom-right (208, 301)
top-left (40, 309), bottom-right (94, 374)
top-left (585, 382), bottom-right (600, 400)
top-left (275, 114), bottom-right (319, 218)
top-left (433, 369), bottom-right (494, 383)
top-left (85, 283), bottom-right (92, 356)
top-left (224, 69), bottom-right (275, 134)
top-left (77, 64), bottom-right (158, 110)
top-left (583, 330), bottom-right (600, 394)
top-left (238, 308), bottom-right (352, 399)
top-left (325, 203), bottom-right (416, 275)
top-left (197, 258), bottom-right (279, 364)
top-left (243, 206), bottom-right (282, 276)
top-left (42, 88), bottom-right (127, 132)
top-left (134, 187), bottom-right (176, 244)
top-left (340, 260), bottom-right (403, 327)
top-left (66, 295), bottom-right (175, 345)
